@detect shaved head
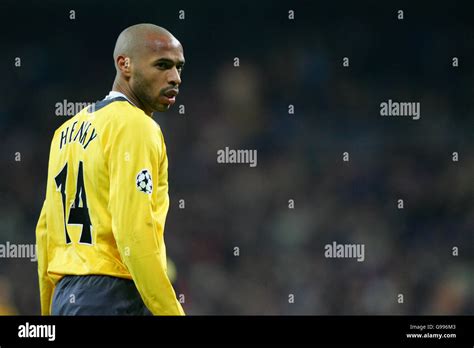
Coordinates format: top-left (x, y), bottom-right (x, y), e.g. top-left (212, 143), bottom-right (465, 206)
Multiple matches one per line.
top-left (112, 23), bottom-right (185, 115)
top-left (113, 24), bottom-right (179, 68)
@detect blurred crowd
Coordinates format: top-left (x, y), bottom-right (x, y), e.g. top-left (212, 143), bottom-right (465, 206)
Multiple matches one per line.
top-left (0, 1), bottom-right (472, 315)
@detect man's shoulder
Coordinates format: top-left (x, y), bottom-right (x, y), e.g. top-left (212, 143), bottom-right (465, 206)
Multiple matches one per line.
top-left (51, 97), bottom-right (162, 147)
top-left (95, 97), bottom-right (159, 130)
top-left (55, 97), bottom-right (155, 131)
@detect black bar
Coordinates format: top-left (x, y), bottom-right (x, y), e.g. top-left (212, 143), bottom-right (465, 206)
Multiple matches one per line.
top-left (0, 316), bottom-right (472, 346)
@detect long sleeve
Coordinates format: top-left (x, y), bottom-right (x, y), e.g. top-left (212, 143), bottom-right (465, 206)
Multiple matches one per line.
top-left (106, 115), bottom-right (184, 315)
top-left (36, 201), bottom-right (54, 315)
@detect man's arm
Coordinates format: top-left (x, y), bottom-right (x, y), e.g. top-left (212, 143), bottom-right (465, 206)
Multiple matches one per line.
top-left (36, 201), bottom-right (54, 315)
top-left (106, 115), bottom-right (184, 315)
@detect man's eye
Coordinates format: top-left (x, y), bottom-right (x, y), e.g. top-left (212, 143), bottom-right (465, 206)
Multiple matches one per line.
top-left (157, 63), bottom-right (168, 69)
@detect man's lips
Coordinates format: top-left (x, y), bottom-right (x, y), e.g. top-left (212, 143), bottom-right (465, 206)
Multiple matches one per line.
top-left (160, 89), bottom-right (178, 105)
top-left (163, 89), bottom-right (179, 98)
top-left (159, 89), bottom-right (178, 105)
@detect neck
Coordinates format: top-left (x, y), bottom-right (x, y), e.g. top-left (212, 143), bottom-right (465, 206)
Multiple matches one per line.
top-left (111, 78), bottom-right (153, 116)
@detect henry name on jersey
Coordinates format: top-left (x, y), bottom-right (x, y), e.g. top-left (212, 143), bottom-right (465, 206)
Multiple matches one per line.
top-left (59, 120), bottom-right (98, 150)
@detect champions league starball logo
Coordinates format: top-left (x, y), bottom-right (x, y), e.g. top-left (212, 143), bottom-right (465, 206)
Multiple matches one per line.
top-left (136, 169), bottom-right (153, 194)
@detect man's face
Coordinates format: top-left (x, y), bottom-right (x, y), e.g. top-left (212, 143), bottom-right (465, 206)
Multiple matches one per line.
top-left (130, 34), bottom-right (185, 113)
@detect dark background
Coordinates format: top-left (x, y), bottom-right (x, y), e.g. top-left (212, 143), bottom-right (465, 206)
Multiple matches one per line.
top-left (0, 0), bottom-right (473, 314)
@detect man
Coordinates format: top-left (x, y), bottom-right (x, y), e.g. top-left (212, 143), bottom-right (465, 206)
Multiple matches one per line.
top-left (35, 23), bottom-right (185, 315)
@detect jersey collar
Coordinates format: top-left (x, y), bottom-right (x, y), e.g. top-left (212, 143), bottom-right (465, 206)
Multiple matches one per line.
top-left (105, 91), bottom-right (137, 107)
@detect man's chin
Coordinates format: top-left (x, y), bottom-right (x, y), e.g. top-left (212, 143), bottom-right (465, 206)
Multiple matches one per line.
top-left (154, 103), bottom-right (170, 113)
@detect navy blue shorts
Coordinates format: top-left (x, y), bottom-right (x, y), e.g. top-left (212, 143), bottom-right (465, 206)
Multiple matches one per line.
top-left (51, 275), bottom-right (152, 315)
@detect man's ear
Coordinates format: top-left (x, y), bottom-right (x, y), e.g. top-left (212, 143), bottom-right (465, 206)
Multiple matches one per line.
top-left (117, 56), bottom-right (132, 77)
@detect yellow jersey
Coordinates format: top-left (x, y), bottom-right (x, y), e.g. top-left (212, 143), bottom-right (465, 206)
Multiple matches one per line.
top-left (35, 95), bottom-right (184, 316)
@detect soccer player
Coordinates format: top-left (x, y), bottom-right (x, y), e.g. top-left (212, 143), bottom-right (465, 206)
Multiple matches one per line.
top-left (35, 23), bottom-right (185, 315)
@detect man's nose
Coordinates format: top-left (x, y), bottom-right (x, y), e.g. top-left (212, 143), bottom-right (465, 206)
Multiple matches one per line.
top-left (168, 67), bottom-right (181, 86)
